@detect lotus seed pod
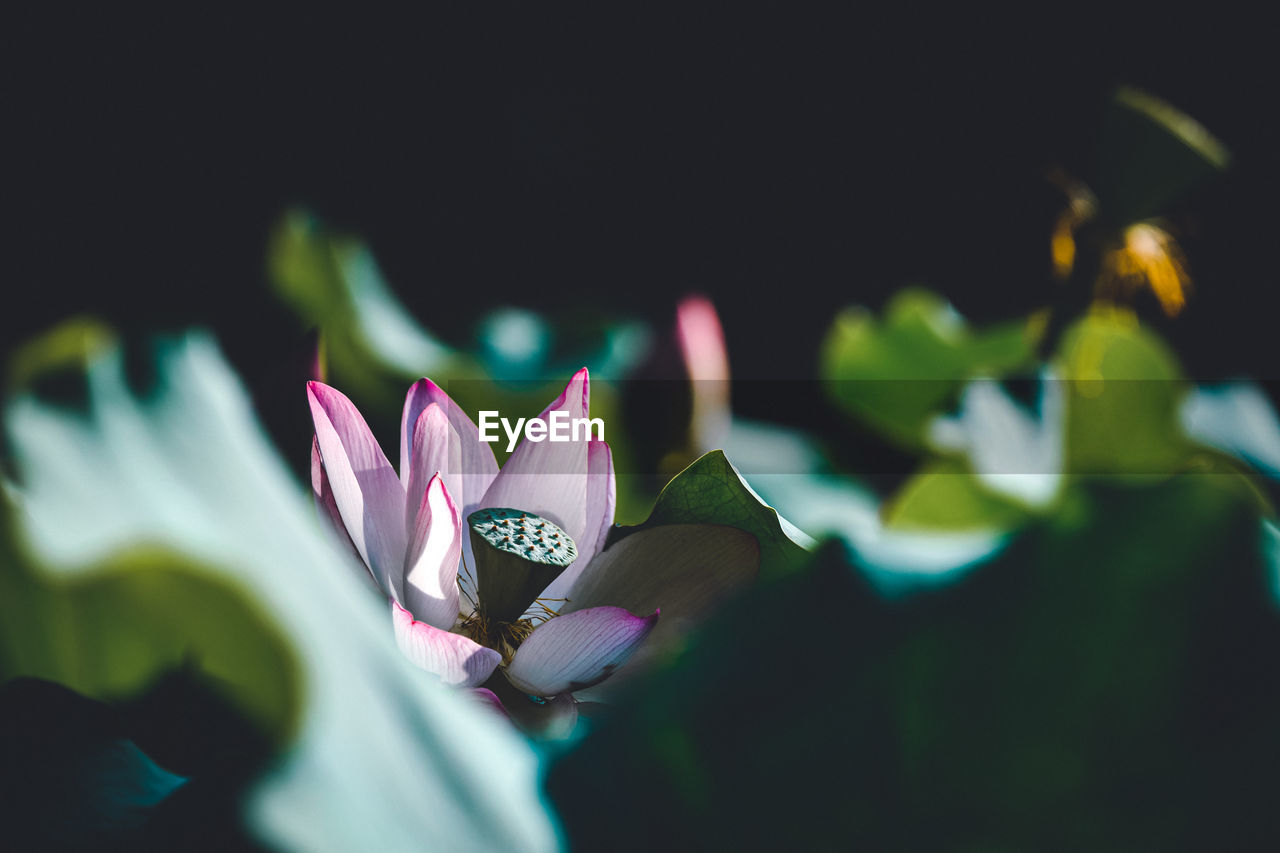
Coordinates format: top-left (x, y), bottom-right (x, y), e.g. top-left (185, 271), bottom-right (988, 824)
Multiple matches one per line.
top-left (469, 507), bottom-right (577, 624)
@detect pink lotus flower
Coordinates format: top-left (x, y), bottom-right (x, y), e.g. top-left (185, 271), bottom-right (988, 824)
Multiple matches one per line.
top-left (308, 370), bottom-right (751, 729)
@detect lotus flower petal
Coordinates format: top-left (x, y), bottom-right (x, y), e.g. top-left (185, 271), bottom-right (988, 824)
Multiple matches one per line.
top-left (480, 368), bottom-right (591, 544)
top-left (404, 403), bottom-right (457, 534)
top-left (562, 524), bottom-right (757, 699)
top-left (579, 439), bottom-right (616, 559)
top-left (310, 436), bottom-right (375, 589)
top-left (401, 378), bottom-right (499, 518)
top-left (392, 602), bottom-right (500, 688)
top-left (505, 606), bottom-right (658, 696)
top-left (403, 474), bottom-right (463, 631)
top-left (539, 439), bottom-right (615, 602)
top-left (308, 381), bottom-right (407, 599)
top-left (677, 295), bottom-right (732, 452)
top-left (522, 693), bottom-right (579, 741)
top-left (470, 688), bottom-right (509, 718)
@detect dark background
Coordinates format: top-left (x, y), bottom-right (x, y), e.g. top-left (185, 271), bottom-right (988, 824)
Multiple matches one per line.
top-left (6, 11), bottom-right (1280, 846)
top-left (5, 9), bottom-right (1278, 408)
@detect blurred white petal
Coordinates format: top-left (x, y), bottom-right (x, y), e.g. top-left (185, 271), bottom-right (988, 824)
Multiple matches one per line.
top-left (928, 372), bottom-right (1064, 509)
top-left (745, 473), bottom-right (1007, 596)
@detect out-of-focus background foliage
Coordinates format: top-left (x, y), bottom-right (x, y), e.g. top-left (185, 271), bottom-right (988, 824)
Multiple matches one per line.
top-left (6, 10), bottom-right (1279, 467)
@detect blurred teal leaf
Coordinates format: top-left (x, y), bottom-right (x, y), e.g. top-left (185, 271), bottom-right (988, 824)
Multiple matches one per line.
top-left (476, 306), bottom-right (650, 383)
top-left (4, 331), bottom-right (556, 851)
top-left (0, 678), bottom-right (188, 846)
top-left (607, 449), bottom-right (812, 582)
top-left (820, 289), bottom-right (1041, 447)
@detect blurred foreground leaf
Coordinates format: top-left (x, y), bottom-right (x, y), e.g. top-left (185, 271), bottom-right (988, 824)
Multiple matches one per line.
top-left (0, 530), bottom-right (299, 745)
top-left (551, 474), bottom-right (1280, 849)
top-left (5, 316), bottom-right (117, 390)
top-left (4, 330), bottom-right (556, 850)
top-left (0, 674), bottom-right (285, 849)
top-left (0, 678), bottom-right (195, 848)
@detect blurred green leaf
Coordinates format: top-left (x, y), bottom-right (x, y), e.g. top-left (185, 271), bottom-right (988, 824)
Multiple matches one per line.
top-left (6, 316), bottom-right (117, 390)
top-left (1055, 308), bottom-right (1191, 477)
top-left (883, 458), bottom-right (1029, 532)
top-left (820, 289), bottom-right (1040, 447)
top-left (1095, 86), bottom-right (1230, 226)
top-left (0, 526), bottom-right (300, 745)
top-left (268, 209), bottom-right (456, 407)
top-left (607, 449), bottom-right (811, 581)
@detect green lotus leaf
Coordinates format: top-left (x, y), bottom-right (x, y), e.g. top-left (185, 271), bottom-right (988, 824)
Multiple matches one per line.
top-left (606, 449), bottom-right (811, 581)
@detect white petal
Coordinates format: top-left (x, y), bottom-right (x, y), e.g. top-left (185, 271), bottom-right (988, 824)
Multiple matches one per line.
top-left (311, 436), bottom-right (378, 591)
top-left (561, 524), bottom-right (757, 698)
top-left (401, 378), bottom-right (499, 518)
top-left (479, 369), bottom-right (591, 543)
top-left (403, 474), bottom-right (463, 630)
top-left (308, 381), bottom-right (407, 599)
top-left (926, 371), bottom-right (1064, 508)
top-left (393, 602), bottom-right (501, 689)
top-left (537, 439), bottom-right (615, 602)
top-left (404, 403), bottom-right (458, 534)
top-left (505, 606), bottom-right (658, 697)
top-left (1182, 383), bottom-right (1280, 480)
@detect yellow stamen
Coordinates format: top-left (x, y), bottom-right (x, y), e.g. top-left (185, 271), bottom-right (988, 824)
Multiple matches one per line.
top-left (458, 597), bottom-right (572, 665)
